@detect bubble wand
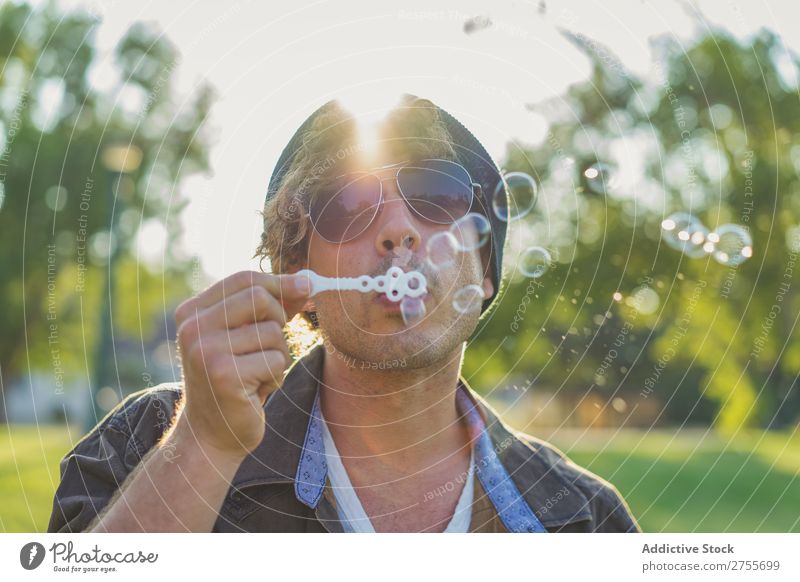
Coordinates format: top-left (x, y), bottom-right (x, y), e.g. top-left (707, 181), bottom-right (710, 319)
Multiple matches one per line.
top-left (294, 266), bottom-right (427, 302)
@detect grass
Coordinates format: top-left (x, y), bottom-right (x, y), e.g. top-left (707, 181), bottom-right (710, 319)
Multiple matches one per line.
top-left (545, 427), bottom-right (800, 532)
top-left (1, 423), bottom-right (798, 532)
top-left (0, 424), bottom-right (83, 533)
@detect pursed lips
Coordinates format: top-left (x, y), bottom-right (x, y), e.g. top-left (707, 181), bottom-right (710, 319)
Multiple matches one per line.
top-left (374, 289), bottom-right (432, 312)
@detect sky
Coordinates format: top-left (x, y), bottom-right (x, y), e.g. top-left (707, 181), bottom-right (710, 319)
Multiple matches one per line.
top-left (52, 0), bottom-right (800, 282)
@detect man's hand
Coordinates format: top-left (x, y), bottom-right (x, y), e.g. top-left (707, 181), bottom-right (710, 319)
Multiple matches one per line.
top-left (173, 270), bottom-right (311, 461)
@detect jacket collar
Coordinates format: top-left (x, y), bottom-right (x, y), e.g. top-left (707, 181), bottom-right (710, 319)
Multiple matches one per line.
top-left (231, 343), bottom-right (593, 529)
top-left (471, 382), bottom-right (594, 527)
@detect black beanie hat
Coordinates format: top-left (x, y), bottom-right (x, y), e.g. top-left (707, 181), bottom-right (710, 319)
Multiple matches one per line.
top-left (265, 94), bottom-right (508, 317)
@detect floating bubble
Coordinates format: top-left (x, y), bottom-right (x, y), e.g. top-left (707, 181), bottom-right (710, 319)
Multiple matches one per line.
top-left (683, 223), bottom-right (709, 258)
top-left (519, 246), bottom-right (551, 278)
top-left (400, 295), bottom-right (427, 327)
top-left (661, 212), bottom-right (699, 244)
top-left (493, 172), bottom-right (538, 222)
top-left (452, 284), bottom-right (484, 315)
top-left (583, 163), bottom-right (617, 194)
top-left (660, 212), bottom-right (708, 258)
top-left (709, 223), bottom-right (753, 266)
top-left (425, 231), bottom-right (458, 270)
top-left (450, 212), bottom-right (491, 252)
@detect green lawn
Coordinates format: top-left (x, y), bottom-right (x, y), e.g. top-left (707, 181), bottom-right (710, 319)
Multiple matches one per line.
top-left (1, 424), bottom-right (798, 532)
top-left (546, 427), bottom-right (800, 532)
top-left (0, 424), bottom-right (83, 533)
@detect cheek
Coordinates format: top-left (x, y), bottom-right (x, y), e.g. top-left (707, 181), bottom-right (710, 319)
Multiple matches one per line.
top-left (306, 236), bottom-right (333, 272)
top-left (307, 240), bottom-right (365, 277)
top-left (458, 249), bottom-right (485, 284)
top-left (427, 254), bottom-right (482, 314)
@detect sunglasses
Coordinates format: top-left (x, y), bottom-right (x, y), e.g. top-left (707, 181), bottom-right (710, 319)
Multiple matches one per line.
top-left (306, 159), bottom-right (481, 244)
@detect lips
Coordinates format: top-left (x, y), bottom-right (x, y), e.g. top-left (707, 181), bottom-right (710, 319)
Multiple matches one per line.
top-left (374, 291), bottom-right (431, 311)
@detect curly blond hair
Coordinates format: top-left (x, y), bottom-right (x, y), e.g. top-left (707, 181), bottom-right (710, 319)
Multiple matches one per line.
top-left (255, 96), bottom-right (460, 356)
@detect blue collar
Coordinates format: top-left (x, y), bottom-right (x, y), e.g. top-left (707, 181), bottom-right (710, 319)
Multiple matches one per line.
top-left (294, 383), bottom-right (547, 533)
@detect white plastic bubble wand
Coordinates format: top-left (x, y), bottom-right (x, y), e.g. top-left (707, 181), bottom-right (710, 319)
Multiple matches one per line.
top-left (294, 266), bottom-right (427, 302)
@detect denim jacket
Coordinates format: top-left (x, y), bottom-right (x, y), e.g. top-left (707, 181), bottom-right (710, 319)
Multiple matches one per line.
top-left (48, 344), bottom-right (641, 533)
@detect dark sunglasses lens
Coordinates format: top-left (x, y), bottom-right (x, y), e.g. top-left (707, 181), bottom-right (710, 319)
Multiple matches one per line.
top-left (398, 160), bottom-right (473, 223)
top-left (310, 174), bottom-right (381, 242)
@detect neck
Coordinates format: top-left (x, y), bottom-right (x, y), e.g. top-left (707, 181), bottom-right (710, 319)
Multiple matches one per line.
top-left (318, 343), bottom-right (472, 474)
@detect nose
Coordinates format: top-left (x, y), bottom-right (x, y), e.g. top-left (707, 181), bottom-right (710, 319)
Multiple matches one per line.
top-left (373, 178), bottom-right (422, 256)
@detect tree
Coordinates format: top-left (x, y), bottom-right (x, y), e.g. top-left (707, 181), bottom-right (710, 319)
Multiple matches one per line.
top-left (0, 3), bottom-right (214, 420)
top-left (465, 28), bottom-right (800, 432)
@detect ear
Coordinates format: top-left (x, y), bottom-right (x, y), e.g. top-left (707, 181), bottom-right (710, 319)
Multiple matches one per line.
top-left (477, 240), bottom-right (494, 300)
top-left (481, 275), bottom-right (494, 301)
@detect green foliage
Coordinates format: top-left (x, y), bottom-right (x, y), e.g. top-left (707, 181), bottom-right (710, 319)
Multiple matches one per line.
top-left (0, 424), bottom-right (72, 532)
top-left (553, 428), bottom-right (800, 532)
top-left (0, 2), bottom-right (213, 412)
top-left (465, 28), bottom-right (800, 432)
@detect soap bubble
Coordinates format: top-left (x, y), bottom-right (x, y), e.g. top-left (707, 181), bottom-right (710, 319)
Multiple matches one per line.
top-left (583, 163), bottom-right (617, 195)
top-left (450, 212), bottom-right (491, 251)
top-left (661, 212), bottom-right (700, 247)
top-left (452, 284), bottom-right (484, 315)
top-left (709, 223), bottom-right (753, 266)
top-left (400, 296), bottom-right (427, 327)
top-left (661, 212), bottom-right (708, 258)
top-left (682, 223), bottom-right (710, 258)
top-left (426, 231), bottom-right (458, 270)
top-left (519, 246), bottom-right (551, 278)
top-left (493, 172), bottom-right (538, 222)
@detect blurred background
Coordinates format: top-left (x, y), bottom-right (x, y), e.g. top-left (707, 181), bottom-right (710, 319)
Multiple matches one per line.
top-left (0, 0), bottom-right (798, 532)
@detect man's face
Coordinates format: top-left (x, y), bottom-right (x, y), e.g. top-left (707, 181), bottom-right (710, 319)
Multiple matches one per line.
top-left (301, 162), bottom-right (495, 369)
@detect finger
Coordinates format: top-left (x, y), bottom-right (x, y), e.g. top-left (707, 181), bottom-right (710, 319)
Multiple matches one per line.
top-left (176, 271), bottom-right (311, 324)
top-left (231, 350), bottom-right (288, 394)
top-left (256, 379), bottom-right (282, 406)
top-left (200, 285), bottom-right (287, 331)
top-left (206, 321), bottom-right (291, 364)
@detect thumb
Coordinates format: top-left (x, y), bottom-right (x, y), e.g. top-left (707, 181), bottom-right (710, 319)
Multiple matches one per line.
top-left (274, 271), bottom-right (313, 317)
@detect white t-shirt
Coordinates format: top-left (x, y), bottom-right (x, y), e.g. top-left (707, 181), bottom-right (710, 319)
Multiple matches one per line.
top-left (319, 409), bottom-right (475, 533)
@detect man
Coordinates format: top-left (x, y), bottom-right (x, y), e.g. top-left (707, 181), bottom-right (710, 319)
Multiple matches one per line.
top-left (48, 95), bottom-right (640, 533)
